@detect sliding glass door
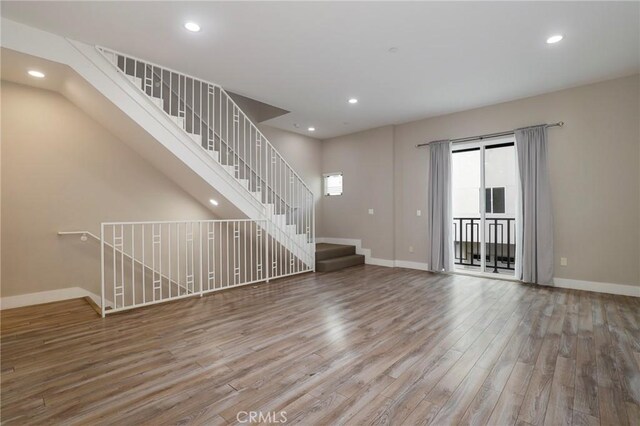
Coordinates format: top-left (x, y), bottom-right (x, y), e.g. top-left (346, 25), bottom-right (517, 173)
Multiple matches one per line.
top-left (452, 137), bottom-right (517, 275)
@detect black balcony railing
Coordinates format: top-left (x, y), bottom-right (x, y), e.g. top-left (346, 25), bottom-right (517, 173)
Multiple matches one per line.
top-left (453, 217), bottom-right (515, 273)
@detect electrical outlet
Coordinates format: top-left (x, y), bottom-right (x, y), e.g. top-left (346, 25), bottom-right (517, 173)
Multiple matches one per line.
top-left (416, 210), bottom-right (422, 216)
top-left (560, 257), bottom-right (568, 266)
top-left (368, 208), bottom-right (374, 215)
top-left (409, 246), bottom-right (414, 253)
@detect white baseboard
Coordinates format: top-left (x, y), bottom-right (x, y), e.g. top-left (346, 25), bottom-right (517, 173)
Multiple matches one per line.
top-left (394, 260), bottom-right (430, 271)
top-left (317, 237), bottom-right (396, 267)
top-left (0, 287), bottom-right (105, 310)
top-left (316, 237), bottom-right (639, 297)
top-left (367, 258), bottom-right (396, 267)
top-left (552, 278), bottom-right (639, 298)
top-left (2, 272), bottom-right (636, 313)
top-left (317, 237), bottom-right (421, 269)
top-left (317, 237), bottom-right (365, 252)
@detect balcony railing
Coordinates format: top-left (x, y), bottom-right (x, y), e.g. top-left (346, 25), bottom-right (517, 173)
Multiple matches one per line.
top-left (453, 217), bottom-right (515, 273)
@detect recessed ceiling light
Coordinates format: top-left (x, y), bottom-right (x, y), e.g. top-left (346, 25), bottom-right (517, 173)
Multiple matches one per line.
top-left (27, 70), bottom-right (45, 78)
top-left (308, 127), bottom-right (315, 132)
top-left (348, 98), bottom-right (358, 104)
top-left (209, 199), bottom-right (219, 206)
top-left (546, 34), bottom-right (563, 44)
top-left (184, 22), bottom-right (201, 32)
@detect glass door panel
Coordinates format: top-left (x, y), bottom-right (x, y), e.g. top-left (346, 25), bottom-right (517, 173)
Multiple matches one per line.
top-left (483, 143), bottom-right (516, 275)
top-left (452, 147), bottom-right (482, 272)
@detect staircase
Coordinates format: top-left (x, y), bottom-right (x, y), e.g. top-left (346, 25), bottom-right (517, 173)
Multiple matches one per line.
top-left (315, 243), bottom-right (365, 272)
top-left (1, 18), bottom-right (317, 316)
top-left (96, 47), bottom-right (315, 269)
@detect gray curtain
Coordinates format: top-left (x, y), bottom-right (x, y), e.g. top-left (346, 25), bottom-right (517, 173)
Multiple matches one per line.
top-left (427, 140), bottom-right (454, 272)
top-left (515, 125), bottom-right (554, 284)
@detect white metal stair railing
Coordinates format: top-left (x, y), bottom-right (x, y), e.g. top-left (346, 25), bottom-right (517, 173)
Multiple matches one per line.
top-left (96, 47), bottom-right (314, 267)
top-left (100, 219), bottom-right (310, 317)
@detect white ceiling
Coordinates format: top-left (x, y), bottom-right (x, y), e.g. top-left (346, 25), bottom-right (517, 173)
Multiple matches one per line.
top-left (1, 48), bottom-right (245, 218)
top-left (2, 1), bottom-right (639, 139)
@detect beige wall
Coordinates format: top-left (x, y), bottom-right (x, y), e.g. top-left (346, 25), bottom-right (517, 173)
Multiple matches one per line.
top-left (321, 126), bottom-right (395, 259)
top-left (258, 124), bottom-right (323, 235)
top-left (1, 81), bottom-right (217, 297)
top-left (3, 74), bottom-right (638, 297)
top-left (322, 74), bottom-right (640, 287)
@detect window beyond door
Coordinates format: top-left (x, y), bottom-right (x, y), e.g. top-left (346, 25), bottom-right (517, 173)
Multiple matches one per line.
top-left (485, 187), bottom-right (506, 214)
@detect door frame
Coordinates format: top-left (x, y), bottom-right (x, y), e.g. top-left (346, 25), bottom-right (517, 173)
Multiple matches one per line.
top-left (452, 135), bottom-right (516, 275)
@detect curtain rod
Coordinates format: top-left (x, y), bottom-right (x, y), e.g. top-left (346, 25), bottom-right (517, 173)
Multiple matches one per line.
top-left (415, 121), bottom-right (564, 148)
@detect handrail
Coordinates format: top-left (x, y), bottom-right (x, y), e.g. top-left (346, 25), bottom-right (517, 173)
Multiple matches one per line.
top-left (93, 220), bottom-right (311, 262)
top-left (58, 231), bottom-right (188, 293)
top-left (93, 49), bottom-right (267, 214)
top-left (97, 46), bottom-right (311, 193)
top-left (58, 230), bottom-right (101, 240)
top-left (145, 62), bottom-right (303, 213)
top-left (95, 219), bottom-right (311, 256)
top-left (453, 216), bottom-right (516, 220)
top-left (95, 46), bottom-right (315, 271)
top-left (97, 47), bottom-right (223, 90)
top-left (143, 64), bottom-right (280, 209)
top-left (148, 66), bottom-right (223, 141)
top-left (99, 219), bottom-right (312, 316)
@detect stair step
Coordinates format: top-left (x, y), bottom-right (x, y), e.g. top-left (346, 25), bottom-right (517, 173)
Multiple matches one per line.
top-left (187, 133), bottom-right (201, 144)
top-left (265, 204), bottom-right (274, 216)
top-left (151, 96), bottom-right (163, 109)
top-left (316, 254), bottom-right (365, 272)
top-left (126, 74), bottom-right (142, 88)
top-left (222, 164), bottom-right (236, 175)
top-left (287, 232), bottom-right (305, 246)
top-left (273, 214), bottom-right (287, 227)
top-left (171, 115), bottom-right (186, 129)
top-left (207, 149), bottom-right (220, 162)
top-left (315, 243), bottom-right (356, 261)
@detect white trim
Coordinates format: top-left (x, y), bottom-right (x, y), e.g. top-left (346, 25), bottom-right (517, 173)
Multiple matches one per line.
top-left (316, 237), bottom-right (410, 268)
top-left (317, 237), bottom-right (368, 256)
top-left (394, 260), bottom-right (430, 271)
top-left (316, 237), bottom-right (374, 263)
top-left (552, 278), bottom-right (639, 298)
top-left (453, 269), bottom-right (520, 283)
top-left (0, 287), bottom-right (107, 310)
top-left (2, 272), bottom-right (636, 313)
top-left (316, 237), bottom-right (639, 297)
top-left (368, 257), bottom-right (396, 268)
top-left (322, 172), bottom-right (343, 196)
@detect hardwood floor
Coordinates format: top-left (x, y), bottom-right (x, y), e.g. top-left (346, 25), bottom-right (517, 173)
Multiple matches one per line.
top-left (1, 265), bottom-right (639, 425)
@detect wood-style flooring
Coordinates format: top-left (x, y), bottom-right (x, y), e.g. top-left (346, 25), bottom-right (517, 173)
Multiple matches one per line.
top-left (1, 265), bottom-right (639, 425)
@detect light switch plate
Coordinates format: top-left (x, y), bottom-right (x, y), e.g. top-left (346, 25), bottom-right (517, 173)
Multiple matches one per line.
top-left (368, 209), bottom-right (374, 215)
top-left (560, 257), bottom-right (568, 266)
top-left (416, 210), bottom-right (422, 216)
